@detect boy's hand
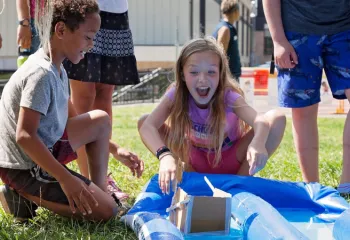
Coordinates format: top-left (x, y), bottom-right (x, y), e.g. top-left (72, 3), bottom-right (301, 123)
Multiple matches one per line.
top-left (60, 175), bottom-right (98, 216)
top-left (112, 147), bottom-right (144, 178)
top-left (247, 143), bottom-right (268, 175)
top-left (158, 154), bottom-right (177, 194)
top-left (274, 39), bottom-right (298, 69)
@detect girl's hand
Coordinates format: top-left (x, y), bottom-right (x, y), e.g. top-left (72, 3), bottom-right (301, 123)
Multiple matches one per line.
top-left (274, 39), bottom-right (298, 69)
top-left (247, 143), bottom-right (269, 175)
top-left (60, 175), bottom-right (98, 216)
top-left (112, 147), bottom-right (144, 178)
top-left (158, 154), bottom-right (177, 194)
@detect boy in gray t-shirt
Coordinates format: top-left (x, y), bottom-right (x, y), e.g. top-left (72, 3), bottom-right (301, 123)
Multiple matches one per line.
top-left (0, 49), bottom-right (69, 170)
top-left (0, 0), bottom-right (144, 222)
top-left (263, 0), bottom-right (350, 193)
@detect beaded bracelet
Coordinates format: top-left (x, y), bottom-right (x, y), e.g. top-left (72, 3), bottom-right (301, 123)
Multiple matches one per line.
top-left (158, 152), bottom-right (173, 161)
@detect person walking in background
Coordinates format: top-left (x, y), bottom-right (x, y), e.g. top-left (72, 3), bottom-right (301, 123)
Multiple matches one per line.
top-left (63, 0), bottom-right (142, 201)
top-left (263, 0), bottom-right (350, 193)
top-left (16, 0), bottom-right (40, 66)
top-left (213, 0), bottom-right (241, 82)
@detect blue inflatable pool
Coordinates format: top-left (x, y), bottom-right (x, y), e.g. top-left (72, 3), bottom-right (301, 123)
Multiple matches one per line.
top-left (121, 172), bottom-right (349, 240)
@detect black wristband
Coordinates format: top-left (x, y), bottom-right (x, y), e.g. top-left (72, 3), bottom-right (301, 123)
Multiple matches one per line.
top-left (156, 146), bottom-right (171, 159)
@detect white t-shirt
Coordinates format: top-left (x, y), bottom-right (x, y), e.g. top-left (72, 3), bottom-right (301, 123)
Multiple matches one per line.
top-left (97, 0), bottom-right (128, 13)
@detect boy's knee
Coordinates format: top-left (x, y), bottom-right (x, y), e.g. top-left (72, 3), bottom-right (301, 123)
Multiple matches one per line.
top-left (137, 114), bottom-right (149, 131)
top-left (100, 204), bottom-right (118, 221)
top-left (91, 110), bottom-right (111, 135)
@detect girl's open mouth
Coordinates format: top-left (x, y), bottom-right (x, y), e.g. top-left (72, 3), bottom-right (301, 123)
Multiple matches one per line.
top-left (196, 87), bottom-right (210, 97)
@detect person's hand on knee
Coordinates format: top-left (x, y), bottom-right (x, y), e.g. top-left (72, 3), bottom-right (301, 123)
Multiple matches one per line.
top-left (60, 175), bottom-right (98, 215)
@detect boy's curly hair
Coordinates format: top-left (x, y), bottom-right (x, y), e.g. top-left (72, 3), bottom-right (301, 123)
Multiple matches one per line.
top-left (221, 0), bottom-right (239, 14)
top-left (51, 0), bottom-right (99, 33)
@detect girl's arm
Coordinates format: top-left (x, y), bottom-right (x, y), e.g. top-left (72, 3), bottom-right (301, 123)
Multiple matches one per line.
top-left (16, 107), bottom-right (97, 214)
top-left (139, 95), bottom-right (176, 194)
top-left (232, 97), bottom-right (270, 175)
top-left (262, 0), bottom-right (298, 69)
top-left (139, 96), bottom-right (173, 154)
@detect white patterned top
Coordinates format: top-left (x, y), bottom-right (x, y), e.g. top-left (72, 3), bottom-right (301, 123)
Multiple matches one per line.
top-left (97, 0), bottom-right (128, 14)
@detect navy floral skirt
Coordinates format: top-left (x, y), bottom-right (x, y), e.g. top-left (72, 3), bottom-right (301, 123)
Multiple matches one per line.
top-left (63, 11), bottom-right (140, 86)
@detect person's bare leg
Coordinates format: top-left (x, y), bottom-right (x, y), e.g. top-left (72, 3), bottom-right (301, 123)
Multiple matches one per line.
top-left (93, 83), bottom-right (115, 120)
top-left (69, 80), bottom-right (96, 178)
top-left (340, 89), bottom-right (350, 185)
top-left (292, 104), bottom-right (319, 182)
top-left (67, 110), bottom-right (111, 191)
top-left (19, 182), bottom-right (117, 221)
top-left (236, 109), bottom-right (286, 175)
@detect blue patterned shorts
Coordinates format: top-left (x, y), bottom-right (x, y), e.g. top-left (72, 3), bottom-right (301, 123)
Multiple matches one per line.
top-left (278, 30), bottom-right (350, 108)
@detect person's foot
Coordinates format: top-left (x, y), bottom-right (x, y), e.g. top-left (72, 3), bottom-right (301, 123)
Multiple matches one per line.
top-left (110, 192), bottom-right (131, 217)
top-left (106, 173), bottom-right (131, 217)
top-left (0, 185), bottom-right (37, 222)
top-left (106, 173), bottom-right (129, 201)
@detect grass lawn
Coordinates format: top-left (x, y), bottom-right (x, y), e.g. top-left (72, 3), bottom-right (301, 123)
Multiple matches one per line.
top-left (0, 103), bottom-right (345, 239)
top-left (0, 73), bottom-right (14, 80)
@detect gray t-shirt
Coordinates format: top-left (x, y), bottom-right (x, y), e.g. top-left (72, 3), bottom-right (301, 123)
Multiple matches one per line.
top-left (0, 48), bottom-right (69, 169)
top-left (281, 0), bottom-right (350, 35)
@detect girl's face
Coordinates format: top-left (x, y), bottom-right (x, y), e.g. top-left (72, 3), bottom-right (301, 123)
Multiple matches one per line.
top-left (63, 12), bottom-right (101, 64)
top-left (183, 50), bottom-right (220, 108)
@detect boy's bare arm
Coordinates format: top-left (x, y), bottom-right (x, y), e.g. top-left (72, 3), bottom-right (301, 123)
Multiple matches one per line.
top-left (16, 107), bottom-right (71, 182)
top-left (262, 0), bottom-right (298, 69)
top-left (262, 0), bottom-right (286, 43)
top-left (217, 26), bottom-right (230, 52)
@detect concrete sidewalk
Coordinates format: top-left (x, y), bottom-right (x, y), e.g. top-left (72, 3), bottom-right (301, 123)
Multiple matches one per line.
top-left (114, 95), bottom-right (349, 118)
top-left (253, 95), bottom-right (349, 118)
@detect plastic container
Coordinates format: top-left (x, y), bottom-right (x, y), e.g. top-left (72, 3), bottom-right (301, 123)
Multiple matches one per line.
top-left (17, 47), bottom-right (31, 68)
top-left (253, 69), bottom-right (269, 95)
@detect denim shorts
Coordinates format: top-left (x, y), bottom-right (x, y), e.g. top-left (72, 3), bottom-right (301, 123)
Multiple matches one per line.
top-left (30, 18), bottom-right (40, 54)
top-left (278, 30), bottom-right (350, 108)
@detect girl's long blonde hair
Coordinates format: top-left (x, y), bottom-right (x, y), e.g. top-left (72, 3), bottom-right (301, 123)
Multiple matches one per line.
top-left (166, 37), bottom-right (249, 167)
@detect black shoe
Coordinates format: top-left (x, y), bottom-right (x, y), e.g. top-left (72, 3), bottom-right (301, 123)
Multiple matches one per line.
top-left (0, 185), bottom-right (37, 221)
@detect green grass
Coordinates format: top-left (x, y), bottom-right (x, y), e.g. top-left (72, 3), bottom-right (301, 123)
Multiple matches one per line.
top-left (0, 73), bottom-right (13, 80)
top-left (0, 104), bottom-right (346, 239)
